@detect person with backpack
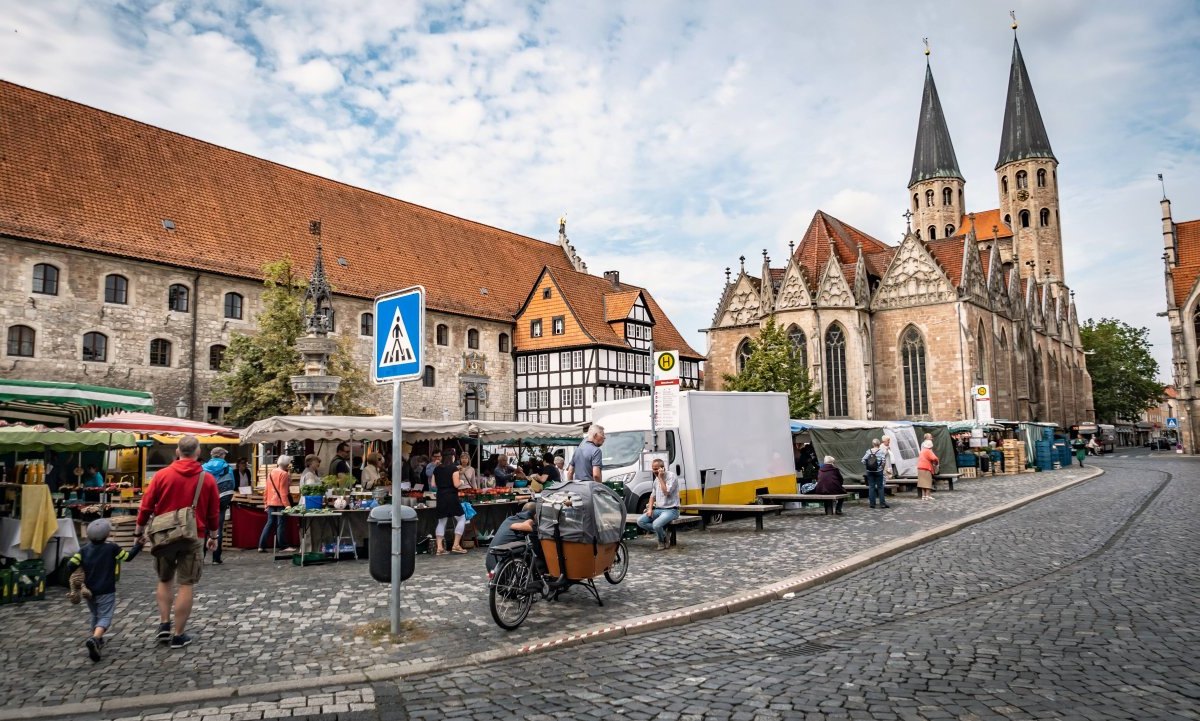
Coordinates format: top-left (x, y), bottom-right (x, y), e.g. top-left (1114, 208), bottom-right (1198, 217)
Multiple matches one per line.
top-left (861, 438), bottom-right (891, 509)
top-left (201, 448), bottom-right (236, 565)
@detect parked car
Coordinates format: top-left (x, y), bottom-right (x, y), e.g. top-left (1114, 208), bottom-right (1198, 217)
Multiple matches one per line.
top-left (1147, 438), bottom-right (1172, 450)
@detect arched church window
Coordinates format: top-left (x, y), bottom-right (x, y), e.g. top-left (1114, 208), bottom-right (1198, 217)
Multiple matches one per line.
top-left (901, 326), bottom-right (929, 416)
top-left (946, 224), bottom-right (955, 237)
top-left (736, 339), bottom-right (752, 373)
top-left (928, 226), bottom-right (937, 241)
top-left (824, 325), bottom-right (848, 417)
top-left (1020, 210), bottom-right (1031, 228)
top-left (1037, 168), bottom-right (1046, 188)
top-left (1016, 170), bottom-right (1028, 189)
top-left (976, 322), bottom-right (988, 384)
top-left (1001, 176), bottom-right (1009, 195)
top-left (925, 189), bottom-right (934, 207)
top-left (942, 187), bottom-right (952, 206)
top-left (787, 326), bottom-right (807, 368)
top-left (913, 194), bottom-right (919, 212)
top-left (1004, 213), bottom-right (1011, 227)
top-left (1040, 208), bottom-right (1050, 227)
top-left (958, 188), bottom-right (963, 207)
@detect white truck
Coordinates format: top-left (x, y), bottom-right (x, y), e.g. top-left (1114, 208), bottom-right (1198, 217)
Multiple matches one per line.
top-left (591, 391), bottom-right (795, 513)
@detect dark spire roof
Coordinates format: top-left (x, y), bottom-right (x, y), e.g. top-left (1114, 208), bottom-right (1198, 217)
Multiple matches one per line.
top-left (996, 37), bottom-right (1055, 169)
top-left (908, 62), bottom-right (962, 187)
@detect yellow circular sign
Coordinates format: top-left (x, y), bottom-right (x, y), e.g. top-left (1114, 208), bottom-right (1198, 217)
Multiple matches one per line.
top-left (656, 353), bottom-right (676, 372)
top-left (976, 386), bottom-right (988, 397)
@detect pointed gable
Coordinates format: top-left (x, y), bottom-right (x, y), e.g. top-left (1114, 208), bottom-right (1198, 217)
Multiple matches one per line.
top-left (816, 252), bottom-right (854, 307)
top-left (871, 232), bottom-right (956, 310)
top-left (715, 272), bottom-right (763, 327)
top-left (774, 259), bottom-right (813, 311)
top-left (958, 235), bottom-right (990, 307)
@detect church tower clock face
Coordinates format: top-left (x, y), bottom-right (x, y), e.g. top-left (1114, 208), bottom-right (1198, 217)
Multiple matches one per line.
top-left (1016, 189), bottom-right (1029, 201)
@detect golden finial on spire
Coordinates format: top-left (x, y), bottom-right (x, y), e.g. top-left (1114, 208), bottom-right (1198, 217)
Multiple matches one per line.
top-left (558, 212), bottom-right (566, 235)
top-left (923, 37), bottom-right (930, 57)
top-left (1010, 9), bottom-right (1018, 30)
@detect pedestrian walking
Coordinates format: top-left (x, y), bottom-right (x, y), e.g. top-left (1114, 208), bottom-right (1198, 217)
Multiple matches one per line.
top-left (916, 439), bottom-right (938, 501)
top-left (637, 458), bottom-right (681, 549)
top-left (566, 424), bottom-right (605, 482)
top-left (814, 456), bottom-right (847, 514)
top-left (433, 452), bottom-right (467, 555)
top-left (258, 455), bottom-right (297, 554)
top-left (134, 434), bottom-right (220, 649)
top-left (1072, 438), bottom-right (1086, 467)
top-left (861, 439), bottom-right (891, 509)
top-left (66, 519), bottom-right (144, 662)
top-left (201, 447), bottom-right (235, 564)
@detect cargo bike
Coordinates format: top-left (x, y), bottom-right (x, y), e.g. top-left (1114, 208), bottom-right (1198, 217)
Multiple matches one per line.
top-left (487, 480), bottom-right (629, 630)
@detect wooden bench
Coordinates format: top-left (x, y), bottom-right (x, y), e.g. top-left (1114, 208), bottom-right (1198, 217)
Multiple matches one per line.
top-left (625, 514), bottom-right (705, 546)
top-left (757, 493), bottom-right (851, 516)
top-left (843, 483), bottom-right (899, 499)
top-left (933, 473), bottom-right (959, 491)
top-left (678, 504), bottom-right (783, 531)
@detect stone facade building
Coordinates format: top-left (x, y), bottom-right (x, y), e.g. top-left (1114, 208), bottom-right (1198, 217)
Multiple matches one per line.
top-left (0, 81), bottom-right (695, 423)
top-left (706, 35), bottom-right (1095, 426)
top-left (1160, 197), bottom-right (1200, 453)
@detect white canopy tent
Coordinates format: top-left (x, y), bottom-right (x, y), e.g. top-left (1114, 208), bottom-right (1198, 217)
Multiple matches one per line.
top-left (240, 415), bottom-right (584, 444)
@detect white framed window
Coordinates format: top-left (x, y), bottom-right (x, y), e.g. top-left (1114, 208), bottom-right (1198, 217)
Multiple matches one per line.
top-left (538, 354), bottom-right (549, 372)
top-left (528, 391), bottom-right (539, 410)
top-left (539, 389), bottom-right (549, 408)
top-left (530, 319), bottom-right (542, 338)
top-left (561, 351), bottom-right (571, 367)
top-left (552, 316), bottom-right (565, 335)
top-left (617, 353), bottom-right (626, 371)
top-left (573, 387), bottom-right (584, 406)
top-left (517, 356), bottom-right (526, 374)
top-left (573, 350), bottom-right (583, 369)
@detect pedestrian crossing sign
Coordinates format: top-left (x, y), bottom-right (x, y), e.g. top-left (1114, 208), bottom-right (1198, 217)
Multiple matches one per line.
top-left (373, 286), bottom-right (425, 385)
top-left (1167, 417), bottom-right (1178, 429)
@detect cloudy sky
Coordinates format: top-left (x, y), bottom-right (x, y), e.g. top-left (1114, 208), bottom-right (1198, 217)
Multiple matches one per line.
top-left (3, 1), bottom-right (1198, 378)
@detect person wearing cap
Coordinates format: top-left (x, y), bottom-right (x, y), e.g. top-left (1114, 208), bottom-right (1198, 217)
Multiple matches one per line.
top-left (65, 518), bottom-right (144, 662)
top-left (202, 448), bottom-right (236, 565)
top-left (258, 455), bottom-right (296, 554)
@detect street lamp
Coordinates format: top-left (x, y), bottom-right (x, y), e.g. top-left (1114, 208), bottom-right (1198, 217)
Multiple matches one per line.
top-left (174, 397), bottom-right (189, 419)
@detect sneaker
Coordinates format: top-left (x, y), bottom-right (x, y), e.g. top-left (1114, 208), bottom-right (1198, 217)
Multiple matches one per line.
top-left (869, 505), bottom-right (876, 509)
top-left (169, 634), bottom-right (193, 650)
top-left (881, 504), bottom-right (891, 509)
top-left (257, 548), bottom-right (268, 553)
top-left (656, 541), bottom-right (667, 551)
top-left (85, 637), bottom-right (102, 663)
top-left (156, 622), bottom-right (172, 642)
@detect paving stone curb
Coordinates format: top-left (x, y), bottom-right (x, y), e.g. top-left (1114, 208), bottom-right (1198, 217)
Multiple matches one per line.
top-left (0, 468), bottom-right (1102, 721)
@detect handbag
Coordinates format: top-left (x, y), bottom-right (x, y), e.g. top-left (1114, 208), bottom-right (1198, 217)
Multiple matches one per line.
top-left (148, 470), bottom-right (204, 554)
top-left (460, 500), bottom-right (477, 520)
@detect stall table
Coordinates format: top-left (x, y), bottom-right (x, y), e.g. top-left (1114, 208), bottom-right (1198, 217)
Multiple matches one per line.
top-left (0, 516), bottom-right (79, 574)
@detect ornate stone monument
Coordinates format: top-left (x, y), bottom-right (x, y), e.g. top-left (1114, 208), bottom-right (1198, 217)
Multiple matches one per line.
top-left (290, 221), bottom-right (342, 415)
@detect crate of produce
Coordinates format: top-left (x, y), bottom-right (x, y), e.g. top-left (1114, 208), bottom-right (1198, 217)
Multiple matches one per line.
top-left (15, 559), bottom-right (46, 602)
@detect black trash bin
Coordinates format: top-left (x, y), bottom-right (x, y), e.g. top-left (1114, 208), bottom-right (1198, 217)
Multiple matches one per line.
top-left (367, 505), bottom-right (417, 583)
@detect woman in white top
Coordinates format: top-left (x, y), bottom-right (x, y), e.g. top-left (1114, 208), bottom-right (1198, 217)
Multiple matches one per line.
top-left (299, 454), bottom-right (322, 487)
top-left (457, 453), bottom-right (477, 489)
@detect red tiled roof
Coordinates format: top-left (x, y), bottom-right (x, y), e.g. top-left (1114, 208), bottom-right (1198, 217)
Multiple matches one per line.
top-left (604, 290), bottom-right (642, 322)
top-left (792, 211), bottom-right (892, 287)
top-left (959, 209), bottom-right (1013, 240)
top-left (841, 262), bottom-right (857, 288)
top-left (1172, 219), bottom-right (1200, 308)
top-left (0, 80), bottom-right (579, 322)
top-left (863, 247), bottom-right (898, 278)
top-left (923, 237), bottom-right (967, 286)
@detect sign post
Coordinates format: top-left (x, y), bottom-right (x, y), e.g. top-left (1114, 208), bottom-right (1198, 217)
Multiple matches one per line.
top-left (972, 384), bottom-right (992, 424)
top-left (653, 351), bottom-right (681, 430)
top-left (373, 286), bottom-right (425, 635)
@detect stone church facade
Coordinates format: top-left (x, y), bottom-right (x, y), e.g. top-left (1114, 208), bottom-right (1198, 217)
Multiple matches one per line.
top-left (1160, 198), bottom-right (1200, 453)
top-left (706, 35), bottom-right (1095, 426)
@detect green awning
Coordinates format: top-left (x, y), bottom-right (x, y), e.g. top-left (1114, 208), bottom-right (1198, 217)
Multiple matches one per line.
top-left (0, 426), bottom-right (141, 452)
top-left (0, 379), bottom-right (154, 428)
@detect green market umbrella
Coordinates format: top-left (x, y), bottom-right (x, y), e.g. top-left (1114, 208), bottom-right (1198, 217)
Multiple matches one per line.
top-left (0, 379), bottom-right (154, 428)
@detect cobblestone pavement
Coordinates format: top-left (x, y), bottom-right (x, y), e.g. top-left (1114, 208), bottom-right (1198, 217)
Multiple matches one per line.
top-left (0, 464), bottom-right (1097, 710)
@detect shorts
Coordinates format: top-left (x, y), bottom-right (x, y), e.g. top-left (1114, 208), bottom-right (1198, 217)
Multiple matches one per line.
top-left (87, 592), bottom-right (117, 630)
top-left (153, 538), bottom-right (203, 585)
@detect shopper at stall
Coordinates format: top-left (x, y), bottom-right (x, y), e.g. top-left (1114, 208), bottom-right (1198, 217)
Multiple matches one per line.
top-left (457, 452), bottom-right (477, 490)
top-left (567, 424), bottom-right (605, 482)
top-left (258, 456), bottom-right (297, 554)
top-left (425, 450), bottom-right (441, 487)
top-left (201, 448), bottom-right (236, 565)
top-left (433, 452), bottom-right (467, 555)
top-left (861, 439), bottom-right (890, 509)
top-left (362, 452), bottom-right (387, 490)
top-left (916, 440), bottom-right (939, 501)
top-left (134, 434), bottom-right (220, 650)
top-left (66, 518), bottom-right (144, 662)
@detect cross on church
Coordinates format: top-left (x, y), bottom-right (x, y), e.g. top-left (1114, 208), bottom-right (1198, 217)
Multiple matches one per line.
top-left (902, 209), bottom-right (913, 231)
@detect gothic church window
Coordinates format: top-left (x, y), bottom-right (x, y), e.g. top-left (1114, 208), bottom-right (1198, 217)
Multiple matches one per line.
top-left (901, 326), bottom-right (928, 416)
top-left (7, 325), bottom-right (34, 357)
top-left (787, 326), bottom-right (807, 368)
top-left (946, 224), bottom-right (955, 237)
top-left (82, 332), bottom-right (107, 362)
top-left (1001, 176), bottom-right (1008, 195)
top-left (925, 190), bottom-right (934, 207)
top-left (824, 325), bottom-right (848, 417)
top-left (33, 263), bottom-right (59, 295)
top-left (1037, 168), bottom-right (1046, 188)
top-left (913, 194), bottom-right (919, 212)
top-left (1040, 208), bottom-right (1050, 227)
top-left (1004, 214), bottom-right (1011, 226)
top-left (149, 338), bottom-right (172, 367)
top-left (1016, 170), bottom-right (1028, 189)
top-left (942, 188), bottom-right (952, 206)
top-left (975, 322), bottom-right (988, 384)
top-left (105, 274), bottom-right (128, 304)
top-left (736, 339), bottom-right (752, 373)
top-left (928, 226), bottom-right (937, 240)
top-left (168, 284), bottom-right (189, 312)
top-left (1020, 210), bottom-right (1031, 228)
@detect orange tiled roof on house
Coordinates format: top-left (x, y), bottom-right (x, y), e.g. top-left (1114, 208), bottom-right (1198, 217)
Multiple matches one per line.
top-left (1171, 219), bottom-right (1200, 309)
top-left (0, 80), bottom-right (580, 322)
top-left (958, 209), bottom-right (1013, 240)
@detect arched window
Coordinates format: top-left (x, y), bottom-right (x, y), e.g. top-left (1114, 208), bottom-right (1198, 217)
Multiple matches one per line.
top-left (168, 284), bottom-right (189, 312)
top-left (82, 332), bottom-right (108, 362)
top-left (736, 339), bottom-right (752, 373)
top-left (787, 326), bottom-right (807, 367)
top-left (946, 224), bottom-right (955, 237)
top-left (1016, 170), bottom-right (1028, 189)
top-left (223, 292), bottom-right (243, 319)
top-left (1036, 168), bottom-right (1046, 188)
top-left (958, 188), bottom-right (963, 207)
top-left (1019, 210), bottom-right (1031, 228)
top-left (499, 333), bottom-right (510, 353)
top-left (32, 263), bottom-right (59, 295)
top-left (925, 189), bottom-right (934, 207)
top-left (1001, 176), bottom-right (1009, 194)
top-left (824, 325), bottom-right (848, 417)
top-left (1040, 208), bottom-right (1050, 227)
top-left (104, 274), bottom-right (128, 304)
top-left (975, 322), bottom-right (988, 384)
top-left (209, 344), bottom-right (226, 371)
top-left (1004, 213), bottom-right (1011, 226)
top-left (928, 226), bottom-right (937, 240)
top-left (942, 187), bottom-right (952, 206)
top-left (422, 365), bottom-right (436, 387)
top-left (6, 325), bottom-right (34, 357)
top-left (912, 194), bottom-right (919, 212)
top-left (467, 328), bottom-right (479, 350)
top-left (149, 338), bottom-right (172, 367)
top-left (901, 326), bottom-right (929, 416)
top-left (436, 324), bottom-right (449, 346)
top-left (360, 312), bottom-right (374, 337)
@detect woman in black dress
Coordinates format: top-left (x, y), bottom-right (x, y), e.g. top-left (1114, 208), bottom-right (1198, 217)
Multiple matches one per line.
top-left (433, 451), bottom-right (466, 554)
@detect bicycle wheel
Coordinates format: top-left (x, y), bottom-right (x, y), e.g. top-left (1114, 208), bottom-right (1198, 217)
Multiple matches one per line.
top-left (489, 557), bottom-right (534, 630)
top-left (604, 540), bottom-right (629, 584)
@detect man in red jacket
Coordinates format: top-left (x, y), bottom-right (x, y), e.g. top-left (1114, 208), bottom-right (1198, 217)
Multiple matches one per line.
top-left (135, 434), bottom-right (220, 649)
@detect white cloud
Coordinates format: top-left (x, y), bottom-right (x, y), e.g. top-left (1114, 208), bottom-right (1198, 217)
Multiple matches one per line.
top-left (279, 57), bottom-right (343, 95)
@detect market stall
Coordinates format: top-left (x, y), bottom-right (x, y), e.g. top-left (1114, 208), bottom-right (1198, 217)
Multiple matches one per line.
top-left (0, 379), bottom-right (154, 428)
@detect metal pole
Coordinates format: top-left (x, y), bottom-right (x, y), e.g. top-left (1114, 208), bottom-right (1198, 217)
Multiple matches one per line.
top-left (390, 381), bottom-right (403, 634)
top-left (649, 339), bottom-right (657, 451)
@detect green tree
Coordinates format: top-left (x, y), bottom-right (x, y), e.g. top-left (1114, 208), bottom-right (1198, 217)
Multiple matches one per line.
top-left (722, 317), bottom-right (821, 418)
top-left (215, 259), bottom-right (368, 427)
top-left (1080, 318), bottom-right (1164, 423)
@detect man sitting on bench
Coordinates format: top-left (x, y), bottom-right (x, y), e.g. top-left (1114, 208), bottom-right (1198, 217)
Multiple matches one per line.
top-left (637, 459), bottom-right (681, 551)
top-left (814, 456), bottom-right (847, 515)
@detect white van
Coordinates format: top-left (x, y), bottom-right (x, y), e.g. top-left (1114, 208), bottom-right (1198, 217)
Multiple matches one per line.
top-left (591, 391), bottom-right (795, 513)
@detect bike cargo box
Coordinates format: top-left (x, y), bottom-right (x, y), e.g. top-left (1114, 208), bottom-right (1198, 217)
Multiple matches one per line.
top-left (539, 539), bottom-right (619, 580)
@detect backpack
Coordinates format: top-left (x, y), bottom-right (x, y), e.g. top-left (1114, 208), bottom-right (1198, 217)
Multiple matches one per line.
top-left (864, 450), bottom-right (881, 473)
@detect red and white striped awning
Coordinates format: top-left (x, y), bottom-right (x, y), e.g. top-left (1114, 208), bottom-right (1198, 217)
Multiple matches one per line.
top-left (82, 412), bottom-right (239, 438)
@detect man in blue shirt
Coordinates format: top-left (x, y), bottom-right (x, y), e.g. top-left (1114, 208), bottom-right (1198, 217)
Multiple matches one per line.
top-left (566, 425), bottom-right (605, 482)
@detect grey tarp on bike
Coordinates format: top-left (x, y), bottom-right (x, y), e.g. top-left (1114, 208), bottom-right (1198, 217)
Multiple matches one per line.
top-left (536, 480), bottom-right (626, 545)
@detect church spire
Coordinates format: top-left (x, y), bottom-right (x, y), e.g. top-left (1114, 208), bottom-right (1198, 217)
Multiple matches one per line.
top-left (908, 47), bottom-right (962, 187)
top-left (996, 33), bottom-right (1055, 169)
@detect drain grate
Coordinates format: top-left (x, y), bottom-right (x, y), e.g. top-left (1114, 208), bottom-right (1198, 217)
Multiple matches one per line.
top-left (773, 641), bottom-right (835, 657)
